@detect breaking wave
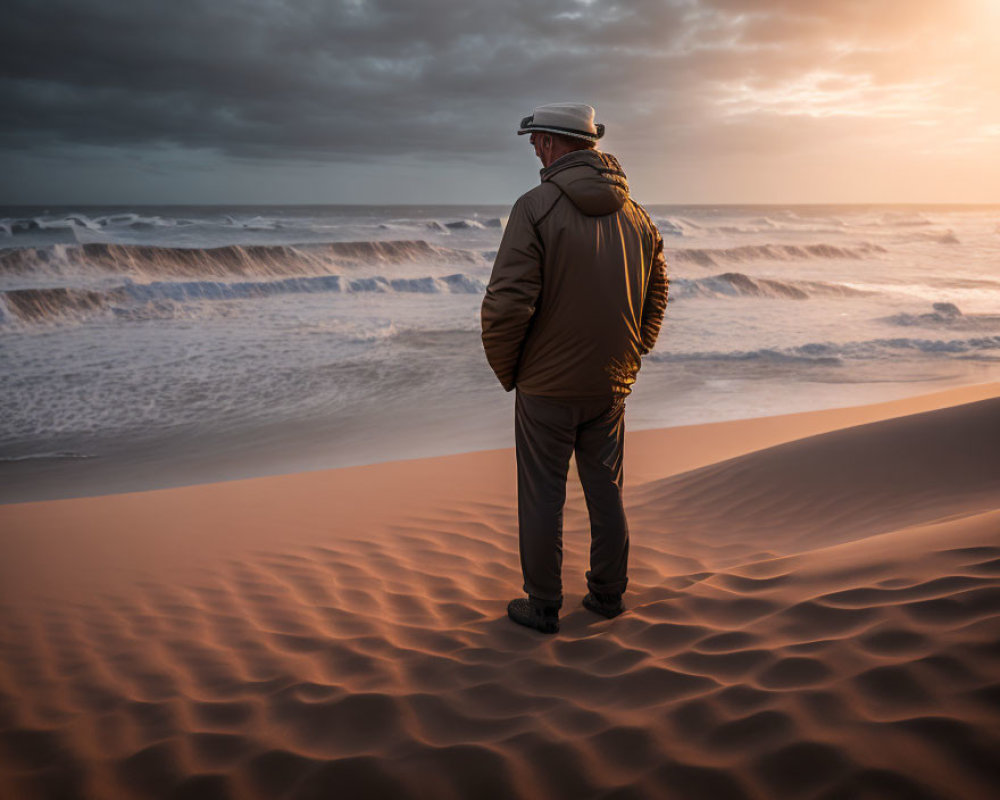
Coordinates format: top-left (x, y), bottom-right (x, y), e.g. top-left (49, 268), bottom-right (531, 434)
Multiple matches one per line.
top-left (883, 303), bottom-right (1000, 331)
top-left (0, 265), bottom-right (881, 326)
top-left (0, 212), bottom-right (211, 236)
top-left (444, 218), bottom-right (503, 230)
top-left (901, 229), bottom-right (961, 245)
top-left (672, 272), bottom-right (873, 300)
top-left (654, 218), bottom-right (689, 237)
top-left (649, 334), bottom-right (1000, 365)
top-left (653, 214), bottom-right (855, 237)
top-left (0, 272), bottom-right (489, 324)
top-left (1, 214), bottom-right (103, 236)
top-left (0, 240), bottom-right (483, 280)
top-left (873, 211), bottom-right (933, 227)
top-left (0, 266), bottom-right (877, 326)
top-left (669, 242), bottom-right (886, 267)
top-left (1, 212), bottom-right (506, 241)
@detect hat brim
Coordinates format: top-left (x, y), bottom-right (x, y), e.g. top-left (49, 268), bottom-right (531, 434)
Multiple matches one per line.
top-left (517, 120), bottom-right (604, 142)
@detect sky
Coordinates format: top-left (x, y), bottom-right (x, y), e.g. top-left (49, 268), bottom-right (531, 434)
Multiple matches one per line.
top-left (1, 0), bottom-right (998, 205)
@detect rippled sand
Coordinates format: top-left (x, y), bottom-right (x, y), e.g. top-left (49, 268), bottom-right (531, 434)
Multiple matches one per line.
top-left (1, 384), bottom-right (998, 799)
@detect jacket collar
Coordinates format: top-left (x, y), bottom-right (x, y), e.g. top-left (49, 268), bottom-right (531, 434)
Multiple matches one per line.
top-left (540, 149), bottom-right (626, 181)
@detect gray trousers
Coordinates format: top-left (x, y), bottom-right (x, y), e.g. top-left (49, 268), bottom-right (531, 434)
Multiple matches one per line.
top-left (514, 389), bottom-right (630, 608)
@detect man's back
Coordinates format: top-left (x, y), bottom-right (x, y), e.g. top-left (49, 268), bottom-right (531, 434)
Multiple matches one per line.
top-left (486, 103), bottom-right (669, 634)
top-left (481, 149), bottom-right (668, 398)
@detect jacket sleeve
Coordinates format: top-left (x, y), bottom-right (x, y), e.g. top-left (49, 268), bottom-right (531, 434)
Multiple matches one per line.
top-left (481, 197), bottom-right (543, 391)
top-left (639, 229), bottom-right (668, 356)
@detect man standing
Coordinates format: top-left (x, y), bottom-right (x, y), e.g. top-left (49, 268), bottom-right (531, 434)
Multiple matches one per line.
top-left (481, 103), bottom-right (669, 634)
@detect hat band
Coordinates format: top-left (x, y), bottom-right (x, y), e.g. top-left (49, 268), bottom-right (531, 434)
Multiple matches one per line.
top-left (518, 119), bottom-right (604, 140)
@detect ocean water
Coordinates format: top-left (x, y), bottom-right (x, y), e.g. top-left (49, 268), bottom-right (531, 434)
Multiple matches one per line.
top-left (2, 203), bottom-right (999, 502)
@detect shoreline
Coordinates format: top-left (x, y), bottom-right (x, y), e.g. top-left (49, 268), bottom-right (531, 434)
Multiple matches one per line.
top-left (3, 379), bottom-right (1000, 506)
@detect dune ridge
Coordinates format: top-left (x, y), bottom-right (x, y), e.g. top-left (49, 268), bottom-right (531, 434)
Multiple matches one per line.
top-left (1, 388), bottom-right (998, 799)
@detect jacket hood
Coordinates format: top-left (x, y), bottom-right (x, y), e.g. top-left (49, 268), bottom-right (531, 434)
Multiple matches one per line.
top-left (541, 150), bottom-right (629, 216)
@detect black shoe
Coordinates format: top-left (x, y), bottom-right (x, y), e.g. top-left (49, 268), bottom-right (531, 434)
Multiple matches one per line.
top-left (582, 591), bottom-right (625, 619)
top-left (507, 597), bottom-right (560, 634)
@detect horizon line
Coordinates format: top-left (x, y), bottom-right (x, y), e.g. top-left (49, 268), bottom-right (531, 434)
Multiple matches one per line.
top-left (3, 201), bottom-right (1000, 209)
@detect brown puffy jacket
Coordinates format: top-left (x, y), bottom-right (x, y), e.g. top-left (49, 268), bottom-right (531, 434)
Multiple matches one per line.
top-left (481, 149), bottom-right (668, 398)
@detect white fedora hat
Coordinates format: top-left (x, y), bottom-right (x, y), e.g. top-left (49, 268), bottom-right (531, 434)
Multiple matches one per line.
top-left (517, 103), bottom-right (605, 142)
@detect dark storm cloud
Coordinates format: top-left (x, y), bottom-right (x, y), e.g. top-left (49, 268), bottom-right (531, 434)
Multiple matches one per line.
top-left (0, 0), bottom-right (702, 161)
top-left (1, 0), bottom-right (994, 202)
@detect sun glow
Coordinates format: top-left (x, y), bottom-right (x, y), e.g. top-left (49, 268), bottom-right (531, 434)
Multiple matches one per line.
top-left (716, 71), bottom-right (952, 120)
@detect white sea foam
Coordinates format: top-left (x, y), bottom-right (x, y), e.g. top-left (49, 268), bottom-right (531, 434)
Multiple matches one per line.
top-left (669, 242), bottom-right (887, 268)
top-left (650, 334), bottom-right (1000, 364)
top-left (672, 272), bottom-right (873, 300)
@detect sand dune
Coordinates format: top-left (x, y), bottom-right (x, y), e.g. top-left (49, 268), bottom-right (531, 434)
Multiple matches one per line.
top-left (1, 386), bottom-right (998, 799)
top-left (634, 395), bottom-right (1000, 553)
